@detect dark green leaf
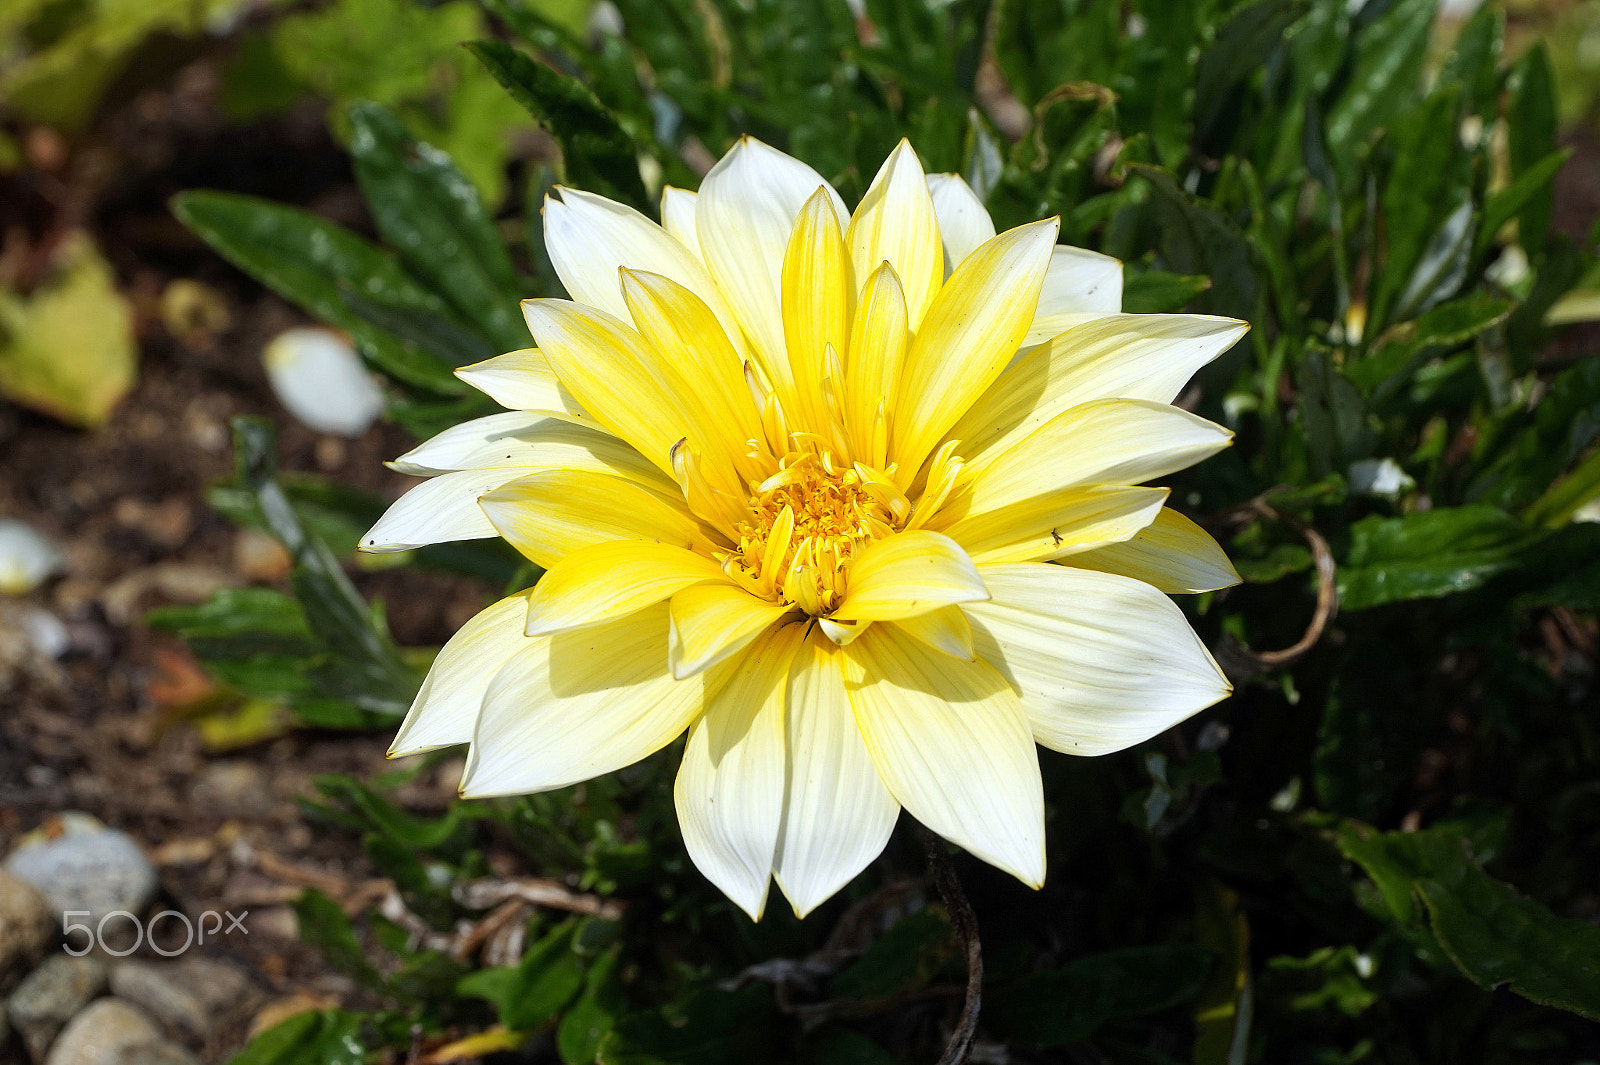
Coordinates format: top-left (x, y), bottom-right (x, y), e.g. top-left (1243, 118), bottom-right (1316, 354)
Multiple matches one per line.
top-left (1478, 149), bottom-right (1570, 255)
top-left (1129, 164), bottom-right (1260, 317)
top-left (598, 985), bottom-right (775, 1065)
top-left (1338, 505), bottom-right (1539, 610)
top-left (558, 947), bottom-right (626, 1065)
top-left (346, 101), bottom-right (527, 351)
top-left (1122, 270), bottom-right (1212, 314)
top-left (466, 40), bottom-right (649, 209)
top-left (170, 190), bottom-right (465, 394)
top-left (224, 1010), bottom-right (365, 1065)
top-left (1506, 45), bottom-right (1558, 250)
top-left (990, 945), bottom-right (1214, 1047)
top-left (1192, 0), bottom-right (1309, 153)
top-left (458, 921), bottom-right (583, 1030)
top-left (828, 907), bottom-right (957, 1003)
top-left (293, 889), bottom-right (382, 988)
top-left (1323, 0), bottom-right (1435, 159)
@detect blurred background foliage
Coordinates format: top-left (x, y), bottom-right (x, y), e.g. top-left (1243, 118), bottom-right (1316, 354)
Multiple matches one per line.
top-left (8, 0), bottom-right (1600, 1061)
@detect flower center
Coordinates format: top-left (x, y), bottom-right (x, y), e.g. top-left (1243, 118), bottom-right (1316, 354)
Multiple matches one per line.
top-left (722, 450), bottom-right (903, 615)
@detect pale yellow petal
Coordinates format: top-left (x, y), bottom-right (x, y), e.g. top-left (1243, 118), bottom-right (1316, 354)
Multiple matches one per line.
top-left (843, 263), bottom-right (908, 466)
top-left (695, 137), bottom-right (851, 385)
top-left (841, 624), bottom-right (1044, 887)
top-left (544, 187), bottom-right (743, 351)
top-left (520, 298), bottom-right (690, 477)
top-left (390, 593), bottom-right (531, 756)
top-left (461, 603), bottom-right (723, 796)
top-left (951, 314), bottom-right (1249, 468)
top-left (669, 582), bottom-right (795, 679)
top-left (454, 348), bottom-right (593, 423)
top-left (968, 564), bottom-right (1231, 755)
top-left (957, 399), bottom-right (1232, 518)
top-left (1063, 507), bottom-right (1241, 593)
top-left (620, 268), bottom-right (766, 481)
top-left (847, 140), bottom-right (942, 329)
top-left (892, 219), bottom-right (1058, 476)
top-left (830, 530), bottom-right (988, 622)
top-left (389, 413), bottom-right (646, 476)
top-left (774, 629), bottom-right (899, 916)
top-left (480, 470), bottom-right (703, 569)
top-left (1023, 245), bottom-right (1123, 345)
top-left (524, 540), bottom-right (727, 637)
top-left (781, 188), bottom-right (853, 435)
top-left (660, 186), bottom-right (699, 249)
top-left (889, 605), bottom-right (973, 660)
top-left (925, 173), bottom-right (995, 272)
top-left (675, 622), bottom-right (805, 919)
top-left (934, 485), bottom-right (1169, 565)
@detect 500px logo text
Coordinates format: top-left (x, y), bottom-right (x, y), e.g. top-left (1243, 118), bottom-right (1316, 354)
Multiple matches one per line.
top-left (62, 909), bottom-right (248, 957)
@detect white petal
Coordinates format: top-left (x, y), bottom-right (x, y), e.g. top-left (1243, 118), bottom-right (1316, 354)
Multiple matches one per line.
top-left (842, 624), bottom-right (1045, 888)
top-left (461, 604), bottom-right (719, 796)
top-left (455, 348), bottom-right (592, 423)
top-left (1063, 508), bottom-right (1241, 594)
top-left (0, 519), bottom-right (65, 595)
top-left (774, 629), bottom-right (900, 916)
top-left (952, 314), bottom-right (1249, 469)
top-left (361, 469), bottom-right (530, 552)
top-left (262, 327), bottom-right (385, 438)
top-left (926, 173), bottom-right (995, 272)
top-left (967, 564), bottom-right (1231, 756)
top-left (544, 187), bottom-right (743, 350)
top-left (675, 623), bottom-right (805, 919)
top-left (1022, 246), bottom-right (1124, 346)
top-left (389, 412), bottom-right (563, 474)
top-left (390, 594), bottom-right (532, 756)
top-left (695, 137), bottom-right (850, 372)
top-left (660, 186), bottom-right (699, 249)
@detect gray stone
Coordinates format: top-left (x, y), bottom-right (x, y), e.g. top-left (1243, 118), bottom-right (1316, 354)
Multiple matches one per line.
top-left (109, 957), bottom-right (254, 1039)
top-left (8, 954), bottom-right (108, 1062)
top-left (41, 1000), bottom-right (159, 1065)
top-left (0, 869), bottom-right (54, 973)
top-left (105, 1043), bottom-right (202, 1065)
top-left (5, 814), bottom-right (158, 927)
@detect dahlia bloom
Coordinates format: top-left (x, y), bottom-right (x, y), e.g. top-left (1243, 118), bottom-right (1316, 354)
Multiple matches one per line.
top-left (363, 137), bottom-right (1244, 919)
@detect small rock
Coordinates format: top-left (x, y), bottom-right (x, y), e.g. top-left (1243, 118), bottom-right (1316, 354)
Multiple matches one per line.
top-left (105, 1043), bottom-right (201, 1065)
top-left (6, 814), bottom-right (159, 927)
top-left (0, 869), bottom-right (54, 973)
top-left (41, 1000), bottom-right (159, 1065)
top-left (189, 762), bottom-right (271, 817)
top-left (108, 957), bottom-right (254, 1040)
top-left (8, 954), bottom-right (108, 1061)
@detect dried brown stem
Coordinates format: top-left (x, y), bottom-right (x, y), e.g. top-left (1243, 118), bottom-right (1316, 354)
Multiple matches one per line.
top-left (920, 826), bottom-right (983, 1065)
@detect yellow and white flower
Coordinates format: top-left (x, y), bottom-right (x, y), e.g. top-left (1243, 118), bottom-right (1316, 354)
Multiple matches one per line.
top-left (363, 137), bottom-right (1245, 919)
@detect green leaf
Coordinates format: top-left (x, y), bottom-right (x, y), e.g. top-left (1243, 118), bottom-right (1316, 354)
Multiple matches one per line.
top-left (346, 101), bottom-right (526, 351)
top-left (466, 39), bottom-right (649, 209)
top-left (1323, 0), bottom-right (1435, 160)
top-left (1348, 294), bottom-right (1513, 401)
top-left (293, 889), bottom-right (382, 989)
top-left (827, 907), bottom-right (957, 1003)
top-left (597, 986), bottom-right (776, 1065)
top-left (1338, 505), bottom-right (1541, 611)
top-left (458, 921), bottom-right (584, 1030)
top-left (990, 945), bottom-right (1214, 1047)
top-left (1191, 0), bottom-right (1309, 153)
top-left (225, 1010), bottom-right (365, 1065)
top-left (1128, 164), bottom-right (1260, 318)
top-left (1478, 148), bottom-right (1571, 255)
top-left (1122, 270), bottom-right (1213, 314)
top-left (558, 947), bottom-right (626, 1065)
top-left (313, 774), bottom-right (472, 851)
top-left (1334, 822), bottom-right (1600, 1019)
top-left (1295, 348), bottom-right (1371, 476)
top-left (229, 417), bottom-right (418, 717)
top-left (171, 190), bottom-right (465, 394)
top-left (1506, 45), bottom-right (1558, 251)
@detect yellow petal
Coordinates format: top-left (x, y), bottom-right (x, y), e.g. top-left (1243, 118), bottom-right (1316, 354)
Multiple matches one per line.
top-left (781, 188), bottom-right (853, 436)
top-left (620, 268), bottom-right (767, 483)
top-left (958, 399), bottom-right (1232, 517)
top-left (454, 348), bottom-right (593, 423)
top-left (390, 593), bottom-right (532, 756)
top-left (1062, 507), bottom-right (1241, 593)
top-left (889, 605), bottom-right (974, 659)
top-left (479, 469), bottom-right (704, 569)
top-left (951, 314), bottom-right (1249, 469)
top-left (521, 298), bottom-right (691, 477)
top-left (841, 623), bottom-right (1044, 887)
top-left (846, 139), bottom-right (942, 329)
top-left (830, 530), bottom-right (988, 622)
top-left (892, 218), bottom-right (1058, 477)
top-left (675, 622), bottom-right (805, 919)
top-left (934, 484), bottom-right (1169, 565)
top-left (843, 263), bottom-right (908, 467)
top-left (773, 628), bottom-right (899, 916)
top-left (525, 540), bottom-right (727, 636)
top-left (669, 582), bottom-right (794, 679)
top-left (968, 564), bottom-right (1231, 755)
top-left (461, 603), bottom-right (724, 796)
